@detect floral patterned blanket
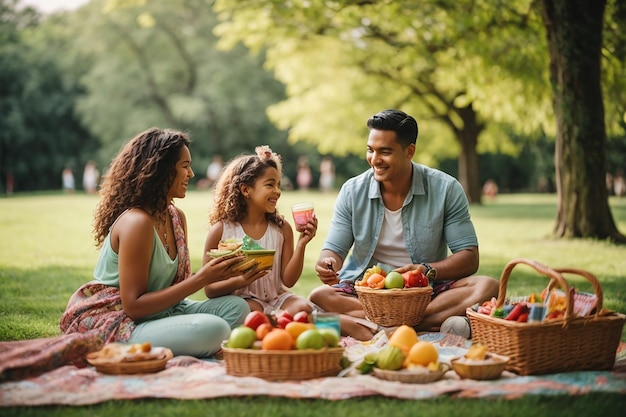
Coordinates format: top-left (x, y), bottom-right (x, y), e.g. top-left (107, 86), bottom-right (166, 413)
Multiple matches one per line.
top-left (1, 333), bottom-right (624, 406)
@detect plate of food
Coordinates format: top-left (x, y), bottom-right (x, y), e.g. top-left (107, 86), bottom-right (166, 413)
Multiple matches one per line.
top-left (372, 363), bottom-right (450, 384)
top-left (450, 343), bottom-right (509, 380)
top-left (86, 342), bottom-right (173, 375)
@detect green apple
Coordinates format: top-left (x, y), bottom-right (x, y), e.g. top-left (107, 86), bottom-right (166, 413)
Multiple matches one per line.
top-left (384, 271), bottom-right (405, 289)
top-left (227, 325), bottom-right (257, 349)
top-left (318, 328), bottom-right (340, 347)
top-left (295, 329), bottom-right (326, 350)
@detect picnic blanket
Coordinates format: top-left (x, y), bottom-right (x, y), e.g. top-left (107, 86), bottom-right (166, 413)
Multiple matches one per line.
top-left (1, 333), bottom-right (625, 406)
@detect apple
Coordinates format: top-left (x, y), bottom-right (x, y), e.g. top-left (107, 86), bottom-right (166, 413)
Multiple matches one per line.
top-left (243, 311), bottom-right (270, 330)
top-left (384, 271), bottom-right (405, 289)
top-left (295, 329), bottom-right (326, 350)
top-left (317, 327), bottom-right (340, 347)
top-left (227, 325), bottom-right (257, 349)
top-left (293, 311), bottom-right (310, 323)
top-left (402, 270), bottom-right (429, 288)
top-left (277, 311), bottom-right (294, 321)
top-left (277, 316), bottom-right (292, 329)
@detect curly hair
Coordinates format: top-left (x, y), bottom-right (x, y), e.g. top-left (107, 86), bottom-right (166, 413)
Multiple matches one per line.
top-left (209, 148), bottom-right (284, 227)
top-left (93, 128), bottom-right (191, 247)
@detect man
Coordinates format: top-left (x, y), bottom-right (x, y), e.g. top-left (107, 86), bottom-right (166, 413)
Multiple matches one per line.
top-left (309, 109), bottom-right (499, 340)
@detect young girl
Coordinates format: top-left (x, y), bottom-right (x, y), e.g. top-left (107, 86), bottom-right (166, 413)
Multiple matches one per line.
top-left (202, 146), bottom-right (317, 316)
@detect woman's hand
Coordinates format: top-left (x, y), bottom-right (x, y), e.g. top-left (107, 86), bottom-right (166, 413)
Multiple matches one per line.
top-left (199, 254), bottom-right (247, 284)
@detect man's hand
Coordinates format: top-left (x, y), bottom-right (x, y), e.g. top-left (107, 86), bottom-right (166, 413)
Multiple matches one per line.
top-left (315, 255), bottom-right (340, 285)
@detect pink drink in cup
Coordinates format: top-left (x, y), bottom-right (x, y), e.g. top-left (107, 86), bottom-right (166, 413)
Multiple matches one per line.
top-left (291, 202), bottom-right (314, 230)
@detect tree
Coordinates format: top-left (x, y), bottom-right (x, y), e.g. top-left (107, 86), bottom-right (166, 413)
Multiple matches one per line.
top-left (0, 0), bottom-right (93, 192)
top-left (66, 0), bottom-right (291, 176)
top-left (213, 0), bottom-right (554, 204)
top-left (539, 0), bottom-right (625, 242)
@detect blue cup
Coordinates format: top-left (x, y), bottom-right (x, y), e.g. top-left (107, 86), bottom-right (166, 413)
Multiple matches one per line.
top-left (313, 312), bottom-right (341, 336)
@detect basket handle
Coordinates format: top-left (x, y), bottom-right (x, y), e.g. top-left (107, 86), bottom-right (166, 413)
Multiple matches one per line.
top-left (496, 258), bottom-right (574, 319)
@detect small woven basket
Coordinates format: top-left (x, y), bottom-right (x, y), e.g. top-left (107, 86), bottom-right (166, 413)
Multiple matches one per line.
top-left (86, 348), bottom-right (173, 375)
top-left (467, 258), bottom-right (626, 376)
top-left (355, 286), bottom-right (432, 327)
top-left (221, 345), bottom-right (345, 380)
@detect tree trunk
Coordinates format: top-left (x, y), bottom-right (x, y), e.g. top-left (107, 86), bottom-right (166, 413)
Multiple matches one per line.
top-left (540, 0), bottom-right (625, 242)
top-left (455, 104), bottom-right (482, 204)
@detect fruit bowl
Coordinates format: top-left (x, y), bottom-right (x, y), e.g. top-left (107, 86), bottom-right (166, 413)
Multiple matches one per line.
top-left (372, 363), bottom-right (450, 384)
top-left (221, 343), bottom-right (345, 380)
top-left (451, 353), bottom-right (510, 380)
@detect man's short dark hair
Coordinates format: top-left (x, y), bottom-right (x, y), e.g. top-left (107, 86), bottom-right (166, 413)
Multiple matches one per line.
top-left (367, 109), bottom-right (418, 148)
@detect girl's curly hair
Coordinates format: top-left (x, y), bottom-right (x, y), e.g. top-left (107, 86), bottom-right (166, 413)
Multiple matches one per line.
top-left (209, 146), bottom-right (284, 227)
top-left (93, 128), bottom-right (191, 247)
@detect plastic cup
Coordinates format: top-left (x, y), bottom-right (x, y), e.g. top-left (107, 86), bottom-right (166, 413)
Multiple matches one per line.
top-left (313, 312), bottom-right (341, 336)
top-left (291, 202), bottom-right (315, 227)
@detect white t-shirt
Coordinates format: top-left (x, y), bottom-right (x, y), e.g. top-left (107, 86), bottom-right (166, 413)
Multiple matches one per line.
top-left (371, 206), bottom-right (412, 269)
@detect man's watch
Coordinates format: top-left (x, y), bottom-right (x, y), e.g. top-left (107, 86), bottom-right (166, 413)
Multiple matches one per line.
top-left (420, 263), bottom-right (437, 285)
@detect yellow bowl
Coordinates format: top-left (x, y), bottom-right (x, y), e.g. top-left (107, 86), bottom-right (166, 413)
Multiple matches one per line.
top-left (451, 353), bottom-right (510, 380)
top-left (240, 250), bottom-right (275, 271)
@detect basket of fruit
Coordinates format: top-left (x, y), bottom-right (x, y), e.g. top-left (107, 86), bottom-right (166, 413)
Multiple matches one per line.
top-left (466, 258), bottom-right (626, 375)
top-left (221, 311), bottom-right (345, 381)
top-left (355, 266), bottom-right (433, 327)
top-left (358, 325), bottom-right (449, 383)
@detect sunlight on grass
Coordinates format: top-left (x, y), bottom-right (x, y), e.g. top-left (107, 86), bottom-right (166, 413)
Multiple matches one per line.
top-left (1, 191), bottom-right (625, 340)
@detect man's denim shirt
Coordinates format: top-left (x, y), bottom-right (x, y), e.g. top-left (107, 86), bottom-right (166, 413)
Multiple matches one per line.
top-left (323, 162), bottom-right (478, 283)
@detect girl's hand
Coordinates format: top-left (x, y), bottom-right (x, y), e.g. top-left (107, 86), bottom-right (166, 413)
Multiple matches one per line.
top-left (240, 265), bottom-right (269, 286)
top-left (297, 215), bottom-right (317, 244)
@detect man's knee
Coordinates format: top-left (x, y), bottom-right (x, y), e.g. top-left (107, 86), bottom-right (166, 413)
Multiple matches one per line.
top-left (308, 285), bottom-right (331, 305)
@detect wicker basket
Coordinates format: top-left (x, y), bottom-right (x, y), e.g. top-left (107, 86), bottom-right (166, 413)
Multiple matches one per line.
top-left (467, 258), bottom-right (626, 376)
top-left (355, 285), bottom-right (432, 327)
top-left (221, 344), bottom-right (345, 380)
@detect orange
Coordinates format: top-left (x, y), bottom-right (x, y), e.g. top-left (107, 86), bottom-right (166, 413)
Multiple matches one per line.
top-left (285, 321), bottom-right (315, 342)
top-left (406, 341), bottom-right (438, 367)
top-left (261, 328), bottom-right (293, 350)
top-left (388, 324), bottom-right (418, 355)
top-left (255, 323), bottom-right (274, 341)
top-left (366, 273), bottom-right (385, 289)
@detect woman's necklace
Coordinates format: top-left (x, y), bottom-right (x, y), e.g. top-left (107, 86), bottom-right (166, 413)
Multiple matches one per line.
top-left (156, 214), bottom-right (170, 253)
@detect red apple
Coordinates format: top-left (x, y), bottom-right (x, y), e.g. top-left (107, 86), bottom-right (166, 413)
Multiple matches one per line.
top-left (293, 311), bottom-right (310, 323)
top-left (243, 311), bottom-right (270, 330)
top-left (402, 270), bottom-right (429, 288)
top-left (276, 316), bottom-right (292, 329)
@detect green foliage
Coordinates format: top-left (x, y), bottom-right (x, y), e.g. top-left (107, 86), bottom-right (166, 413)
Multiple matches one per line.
top-left (213, 0), bottom-right (554, 161)
top-left (66, 0), bottom-right (291, 176)
top-left (0, 0), bottom-right (94, 192)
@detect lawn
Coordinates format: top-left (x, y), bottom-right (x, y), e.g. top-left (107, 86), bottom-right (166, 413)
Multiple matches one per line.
top-left (0, 191), bottom-right (625, 415)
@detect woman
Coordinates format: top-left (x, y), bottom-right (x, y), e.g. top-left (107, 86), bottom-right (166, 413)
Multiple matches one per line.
top-left (60, 128), bottom-right (261, 357)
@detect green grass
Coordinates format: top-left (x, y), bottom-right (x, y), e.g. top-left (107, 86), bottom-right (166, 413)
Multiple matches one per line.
top-left (1, 191), bottom-right (625, 415)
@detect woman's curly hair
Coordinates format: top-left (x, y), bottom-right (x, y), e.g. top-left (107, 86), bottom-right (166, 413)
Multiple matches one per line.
top-left (209, 146), bottom-right (284, 227)
top-left (93, 128), bottom-right (191, 247)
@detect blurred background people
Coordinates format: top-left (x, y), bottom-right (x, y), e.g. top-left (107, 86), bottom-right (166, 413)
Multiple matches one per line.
top-left (206, 155), bottom-right (224, 188)
top-left (319, 156), bottom-right (335, 193)
top-left (62, 166), bottom-right (75, 194)
top-left (83, 160), bottom-right (100, 194)
top-left (296, 156), bottom-right (312, 191)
